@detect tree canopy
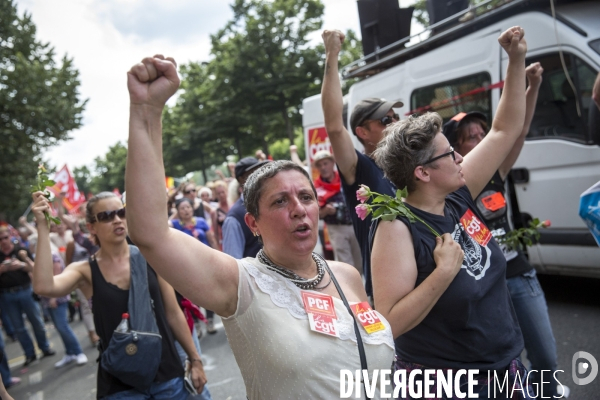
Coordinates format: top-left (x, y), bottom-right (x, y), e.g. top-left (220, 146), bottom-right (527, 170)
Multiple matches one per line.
top-left (0, 0), bottom-right (86, 222)
top-left (161, 0), bottom-right (362, 178)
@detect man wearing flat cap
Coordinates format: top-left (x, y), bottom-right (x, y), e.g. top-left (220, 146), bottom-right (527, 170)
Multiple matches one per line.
top-left (222, 157), bottom-right (269, 259)
top-left (321, 30), bottom-right (400, 296)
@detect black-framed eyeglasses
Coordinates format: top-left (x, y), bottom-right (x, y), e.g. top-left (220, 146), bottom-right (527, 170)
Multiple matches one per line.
top-left (91, 208), bottom-right (126, 223)
top-left (422, 146), bottom-right (456, 165)
top-left (184, 189), bottom-right (196, 195)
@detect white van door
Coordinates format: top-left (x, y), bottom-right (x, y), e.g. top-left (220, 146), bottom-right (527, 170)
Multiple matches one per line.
top-left (510, 49), bottom-right (600, 277)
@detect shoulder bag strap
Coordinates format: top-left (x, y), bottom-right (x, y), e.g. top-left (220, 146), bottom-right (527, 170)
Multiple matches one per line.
top-left (128, 245), bottom-right (159, 334)
top-left (320, 255), bottom-right (371, 400)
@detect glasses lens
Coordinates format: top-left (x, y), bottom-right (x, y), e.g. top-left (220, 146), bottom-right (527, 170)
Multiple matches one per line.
top-left (96, 208), bottom-right (125, 223)
top-left (381, 116), bottom-right (392, 126)
top-left (185, 189), bottom-right (196, 194)
top-left (96, 211), bottom-right (112, 223)
top-left (0, 236), bottom-right (9, 241)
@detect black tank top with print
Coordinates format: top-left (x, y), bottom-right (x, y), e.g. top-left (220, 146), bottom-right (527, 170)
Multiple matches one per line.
top-left (372, 186), bottom-right (523, 370)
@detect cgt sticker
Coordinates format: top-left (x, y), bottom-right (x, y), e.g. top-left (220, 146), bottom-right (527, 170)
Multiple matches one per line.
top-left (460, 209), bottom-right (492, 247)
top-left (350, 302), bottom-right (385, 334)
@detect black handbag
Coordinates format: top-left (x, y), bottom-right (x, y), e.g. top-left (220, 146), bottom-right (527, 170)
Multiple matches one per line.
top-left (95, 246), bottom-right (163, 391)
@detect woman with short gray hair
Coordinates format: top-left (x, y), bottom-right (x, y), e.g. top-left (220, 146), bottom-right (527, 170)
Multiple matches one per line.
top-left (124, 56), bottom-right (394, 399)
top-left (370, 27), bottom-right (534, 398)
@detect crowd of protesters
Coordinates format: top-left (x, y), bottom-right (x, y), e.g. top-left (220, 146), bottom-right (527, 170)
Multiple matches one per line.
top-left (0, 24), bottom-right (596, 399)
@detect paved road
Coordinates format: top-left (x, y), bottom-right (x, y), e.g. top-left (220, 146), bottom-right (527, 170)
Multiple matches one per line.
top-left (4, 274), bottom-right (600, 399)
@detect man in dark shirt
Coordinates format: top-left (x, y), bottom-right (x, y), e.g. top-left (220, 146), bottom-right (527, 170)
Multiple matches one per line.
top-left (0, 226), bottom-right (55, 366)
top-left (321, 30), bottom-right (400, 296)
top-left (222, 157), bottom-right (269, 259)
top-left (313, 150), bottom-right (362, 273)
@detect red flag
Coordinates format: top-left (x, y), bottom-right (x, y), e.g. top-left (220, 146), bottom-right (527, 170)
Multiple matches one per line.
top-left (48, 165), bottom-right (86, 214)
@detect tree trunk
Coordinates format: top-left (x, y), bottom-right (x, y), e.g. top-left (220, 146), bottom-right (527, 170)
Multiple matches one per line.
top-left (282, 107), bottom-right (294, 143)
top-left (235, 134), bottom-right (242, 158)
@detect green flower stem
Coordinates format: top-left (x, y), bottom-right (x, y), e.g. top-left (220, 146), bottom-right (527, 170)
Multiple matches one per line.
top-left (411, 214), bottom-right (442, 238)
top-left (364, 188), bottom-right (441, 238)
top-left (32, 165), bottom-right (61, 228)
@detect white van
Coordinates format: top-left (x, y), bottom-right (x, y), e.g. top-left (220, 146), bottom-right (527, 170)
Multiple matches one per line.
top-left (303, 0), bottom-right (600, 278)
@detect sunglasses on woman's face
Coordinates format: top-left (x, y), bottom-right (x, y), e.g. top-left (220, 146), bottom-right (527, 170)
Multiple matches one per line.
top-left (92, 208), bottom-right (126, 223)
top-left (184, 189), bottom-right (196, 195)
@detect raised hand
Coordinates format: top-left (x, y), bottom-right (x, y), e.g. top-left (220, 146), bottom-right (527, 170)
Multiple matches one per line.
top-left (31, 191), bottom-right (53, 225)
top-left (127, 55), bottom-right (180, 110)
top-left (526, 62), bottom-right (543, 87)
top-left (322, 29), bottom-right (344, 56)
top-left (498, 26), bottom-right (527, 61)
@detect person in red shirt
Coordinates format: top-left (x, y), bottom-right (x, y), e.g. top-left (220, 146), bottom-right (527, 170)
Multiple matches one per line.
top-left (313, 150), bottom-right (362, 273)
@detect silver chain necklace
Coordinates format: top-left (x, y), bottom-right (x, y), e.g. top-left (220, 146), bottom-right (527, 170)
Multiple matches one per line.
top-left (258, 249), bottom-right (326, 290)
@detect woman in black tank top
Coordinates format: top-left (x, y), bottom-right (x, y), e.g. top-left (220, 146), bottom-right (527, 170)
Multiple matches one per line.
top-left (30, 191), bottom-right (208, 399)
top-left (442, 64), bottom-right (563, 398)
top-left (370, 27), bottom-right (534, 398)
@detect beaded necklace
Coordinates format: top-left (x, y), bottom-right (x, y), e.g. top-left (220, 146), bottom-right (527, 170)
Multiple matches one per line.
top-left (257, 249), bottom-right (327, 290)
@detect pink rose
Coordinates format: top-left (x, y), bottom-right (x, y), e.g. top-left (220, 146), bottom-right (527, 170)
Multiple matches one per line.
top-left (355, 204), bottom-right (370, 220)
top-left (541, 220), bottom-right (551, 228)
top-left (356, 185), bottom-right (370, 203)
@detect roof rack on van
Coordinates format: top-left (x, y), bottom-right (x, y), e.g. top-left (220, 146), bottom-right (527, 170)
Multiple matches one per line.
top-left (341, 0), bottom-right (581, 80)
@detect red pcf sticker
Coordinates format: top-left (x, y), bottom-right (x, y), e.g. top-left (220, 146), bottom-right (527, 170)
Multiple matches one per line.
top-left (301, 292), bottom-right (337, 318)
top-left (481, 192), bottom-right (506, 212)
top-left (350, 302), bottom-right (385, 334)
top-left (302, 292), bottom-right (339, 337)
top-left (460, 209), bottom-right (492, 247)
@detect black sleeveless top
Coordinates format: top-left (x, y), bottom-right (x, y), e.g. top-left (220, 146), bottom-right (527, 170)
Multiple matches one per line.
top-left (474, 171), bottom-right (533, 278)
top-left (90, 254), bottom-right (183, 398)
top-left (373, 186), bottom-right (523, 370)
top-left (193, 202), bottom-right (205, 219)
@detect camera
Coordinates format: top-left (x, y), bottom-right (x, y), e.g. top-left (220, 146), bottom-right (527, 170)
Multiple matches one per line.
top-left (332, 202), bottom-right (347, 222)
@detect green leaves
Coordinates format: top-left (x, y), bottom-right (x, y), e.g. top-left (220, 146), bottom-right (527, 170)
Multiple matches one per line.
top-left (160, 1), bottom-right (362, 178)
top-left (496, 217), bottom-right (548, 251)
top-left (32, 164), bottom-right (61, 228)
top-left (1, 0), bottom-right (85, 223)
top-left (356, 185), bottom-right (441, 237)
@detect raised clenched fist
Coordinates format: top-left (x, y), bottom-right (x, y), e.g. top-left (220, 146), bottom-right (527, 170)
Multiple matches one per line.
top-left (322, 29), bottom-right (345, 55)
top-left (498, 26), bottom-right (527, 60)
top-left (526, 62), bottom-right (543, 87)
top-left (127, 55), bottom-right (180, 110)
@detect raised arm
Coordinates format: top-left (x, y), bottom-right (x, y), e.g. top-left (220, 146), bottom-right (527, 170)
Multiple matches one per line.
top-left (371, 221), bottom-right (464, 337)
top-left (289, 145), bottom-right (305, 167)
top-left (125, 56), bottom-right (238, 317)
top-left (462, 26), bottom-right (527, 197)
top-left (30, 192), bottom-right (86, 298)
top-left (321, 30), bottom-right (358, 185)
top-left (18, 216), bottom-right (37, 236)
top-left (498, 62), bottom-right (543, 179)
